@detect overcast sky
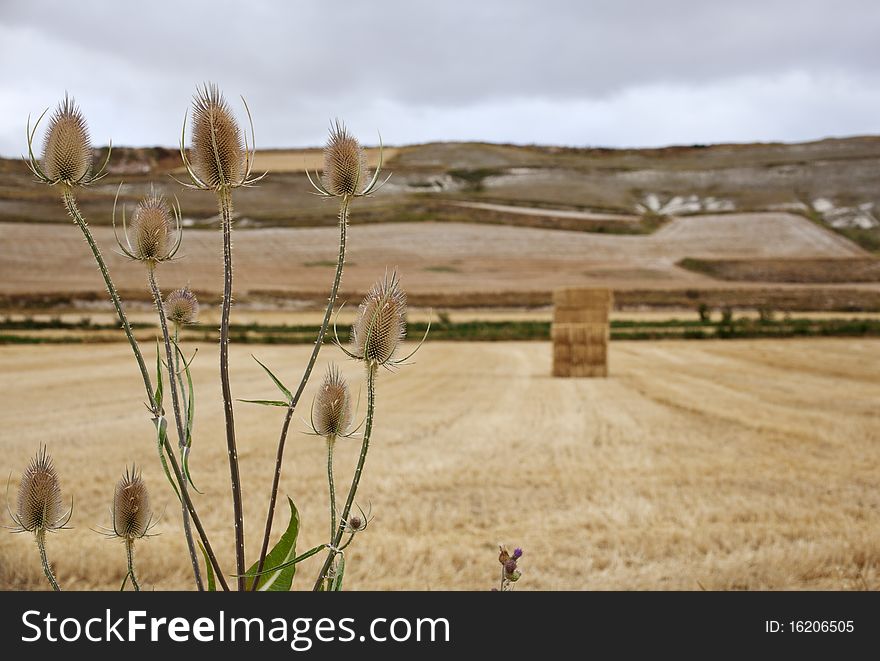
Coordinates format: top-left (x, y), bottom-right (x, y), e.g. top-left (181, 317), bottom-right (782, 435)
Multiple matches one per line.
top-left (1, 0), bottom-right (879, 155)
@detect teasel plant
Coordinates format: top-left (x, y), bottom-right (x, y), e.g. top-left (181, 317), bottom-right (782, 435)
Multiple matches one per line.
top-left (305, 364), bottom-right (359, 543)
top-left (24, 95), bottom-right (229, 590)
top-left (6, 446), bottom-right (72, 591)
top-left (112, 189), bottom-right (204, 590)
top-left (246, 120), bottom-right (390, 590)
top-left (176, 83), bottom-right (266, 590)
top-left (311, 270), bottom-right (428, 590)
top-left (165, 286), bottom-right (200, 440)
top-left (99, 466), bottom-right (156, 591)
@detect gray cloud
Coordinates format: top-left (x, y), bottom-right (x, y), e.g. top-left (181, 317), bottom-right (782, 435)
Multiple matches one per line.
top-left (1, 0), bottom-right (879, 155)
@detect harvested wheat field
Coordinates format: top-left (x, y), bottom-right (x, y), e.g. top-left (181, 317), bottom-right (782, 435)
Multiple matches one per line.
top-left (0, 211), bottom-right (867, 300)
top-left (1, 338), bottom-right (878, 590)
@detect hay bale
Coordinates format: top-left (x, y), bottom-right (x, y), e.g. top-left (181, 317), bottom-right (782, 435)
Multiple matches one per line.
top-left (552, 288), bottom-right (612, 378)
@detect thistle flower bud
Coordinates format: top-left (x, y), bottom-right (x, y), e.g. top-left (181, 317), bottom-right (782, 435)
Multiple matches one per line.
top-left (348, 515), bottom-right (363, 531)
top-left (130, 193), bottom-right (173, 263)
top-left (14, 446), bottom-right (67, 533)
top-left (164, 287), bottom-right (199, 326)
top-left (351, 271), bottom-right (407, 367)
top-left (312, 364), bottom-right (353, 438)
top-left (112, 466), bottom-right (151, 540)
top-left (40, 95), bottom-right (92, 185)
top-left (190, 83), bottom-right (244, 188)
top-left (504, 559), bottom-right (518, 575)
top-left (322, 120), bottom-right (368, 197)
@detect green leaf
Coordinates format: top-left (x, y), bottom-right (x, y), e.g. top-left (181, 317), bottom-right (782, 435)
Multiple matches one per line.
top-left (238, 399), bottom-right (290, 407)
top-left (245, 544), bottom-right (324, 578)
top-left (244, 497), bottom-right (299, 591)
top-left (330, 555), bottom-right (345, 591)
top-left (181, 344), bottom-right (196, 447)
top-left (198, 540), bottom-right (216, 591)
top-left (252, 355), bottom-right (292, 403)
top-left (174, 341), bottom-right (202, 493)
top-left (154, 415), bottom-right (181, 503)
top-left (182, 447), bottom-right (203, 495)
top-left (154, 341), bottom-right (164, 410)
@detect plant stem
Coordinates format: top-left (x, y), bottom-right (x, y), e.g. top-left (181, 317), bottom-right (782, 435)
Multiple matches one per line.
top-left (36, 529), bottom-right (60, 591)
top-left (313, 361), bottom-right (376, 590)
top-left (327, 436), bottom-right (337, 543)
top-left (126, 539), bottom-right (141, 592)
top-left (61, 186), bottom-right (228, 590)
top-left (148, 268), bottom-right (204, 591)
top-left (253, 196), bottom-right (350, 589)
top-left (62, 186), bottom-right (152, 402)
top-left (218, 186), bottom-right (246, 590)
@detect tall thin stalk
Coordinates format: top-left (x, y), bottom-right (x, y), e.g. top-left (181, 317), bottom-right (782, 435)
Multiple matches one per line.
top-left (61, 186), bottom-right (228, 590)
top-left (217, 187), bottom-right (246, 590)
top-left (327, 437), bottom-right (337, 542)
top-left (36, 530), bottom-right (60, 591)
top-left (252, 196), bottom-right (350, 588)
top-left (313, 361), bottom-right (376, 590)
top-left (147, 268), bottom-right (204, 591)
top-left (126, 539), bottom-right (141, 592)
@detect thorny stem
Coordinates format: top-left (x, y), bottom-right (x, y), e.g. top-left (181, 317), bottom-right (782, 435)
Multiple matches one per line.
top-left (61, 186), bottom-right (229, 590)
top-left (36, 529), bottom-right (60, 591)
top-left (218, 186), bottom-right (246, 590)
top-left (313, 361), bottom-right (376, 590)
top-left (148, 269), bottom-right (204, 591)
top-left (62, 187), bottom-right (152, 403)
top-left (253, 196), bottom-right (350, 589)
top-left (327, 437), bottom-right (337, 543)
top-left (126, 538), bottom-right (141, 592)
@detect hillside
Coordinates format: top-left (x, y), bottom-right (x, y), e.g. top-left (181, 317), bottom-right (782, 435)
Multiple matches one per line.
top-left (2, 138), bottom-right (879, 312)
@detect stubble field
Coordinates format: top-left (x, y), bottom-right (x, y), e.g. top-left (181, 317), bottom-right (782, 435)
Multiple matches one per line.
top-left (0, 210), bottom-right (866, 302)
top-left (1, 338), bottom-right (878, 590)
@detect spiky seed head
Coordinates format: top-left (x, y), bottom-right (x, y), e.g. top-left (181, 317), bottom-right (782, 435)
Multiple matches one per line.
top-left (190, 83), bottom-right (244, 188)
top-left (41, 95), bottom-right (92, 184)
top-left (165, 287), bottom-right (199, 325)
top-left (112, 466), bottom-right (151, 540)
top-left (322, 120), bottom-right (368, 197)
top-left (130, 193), bottom-right (173, 263)
top-left (312, 364), bottom-right (353, 438)
top-left (15, 446), bottom-right (66, 533)
top-left (351, 271), bottom-right (407, 366)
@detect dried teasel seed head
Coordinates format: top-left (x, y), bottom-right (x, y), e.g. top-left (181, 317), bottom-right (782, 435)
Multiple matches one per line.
top-left (15, 446), bottom-right (67, 533)
top-left (322, 120), bottom-right (367, 197)
top-left (41, 95), bottom-right (92, 184)
top-left (190, 83), bottom-right (244, 188)
top-left (130, 193), bottom-right (173, 263)
top-left (312, 364), bottom-right (353, 438)
top-left (112, 466), bottom-right (151, 540)
top-left (351, 271), bottom-right (407, 366)
top-left (164, 287), bottom-right (199, 325)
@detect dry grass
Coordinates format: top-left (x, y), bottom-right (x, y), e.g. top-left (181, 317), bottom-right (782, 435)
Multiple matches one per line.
top-left (246, 147), bottom-right (397, 174)
top-left (1, 338), bottom-right (879, 590)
